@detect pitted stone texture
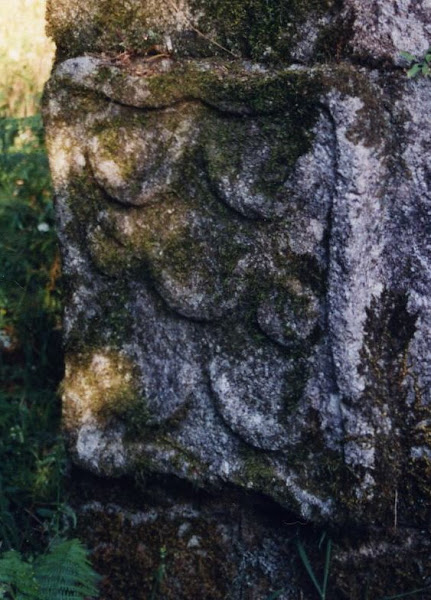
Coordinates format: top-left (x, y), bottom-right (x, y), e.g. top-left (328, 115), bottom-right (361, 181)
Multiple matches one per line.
top-left (346, 0), bottom-right (431, 63)
top-left (45, 57), bottom-right (334, 518)
top-left (44, 51), bottom-right (431, 531)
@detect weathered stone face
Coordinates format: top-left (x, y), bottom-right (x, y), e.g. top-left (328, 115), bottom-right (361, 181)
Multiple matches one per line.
top-left (45, 55), bottom-right (338, 519)
top-left (44, 46), bottom-right (431, 524)
top-left (44, 0), bottom-right (431, 597)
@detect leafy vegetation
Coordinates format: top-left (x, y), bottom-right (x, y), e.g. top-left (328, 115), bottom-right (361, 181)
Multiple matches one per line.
top-left (0, 113), bottom-right (67, 554)
top-left (0, 538), bottom-right (100, 600)
top-left (400, 48), bottom-right (431, 78)
top-left (0, 6), bottom-right (100, 596)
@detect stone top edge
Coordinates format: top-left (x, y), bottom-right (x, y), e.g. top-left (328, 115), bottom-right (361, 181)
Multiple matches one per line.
top-left (45, 54), bottom-right (412, 119)
top-left (47, 55), bottom-right (326, 114)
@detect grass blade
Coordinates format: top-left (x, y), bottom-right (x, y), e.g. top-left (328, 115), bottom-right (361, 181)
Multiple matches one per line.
top-left (296, 540), bottom-right (323, 599)
top-left (380, 587), bottom-right (431, 600)
top-left (322, 539), bottom-right (332, 600)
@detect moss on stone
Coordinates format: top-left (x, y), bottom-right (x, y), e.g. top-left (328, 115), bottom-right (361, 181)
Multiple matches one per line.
top-left (78, 502), bottom-right (238, 600)
top-left (89, 227), bottom-right (138, 277)
top-left (47, 0), bottom-right (346, 63)
top-left (313, 9), bottom-right (355, 63)
top-left (318, 63), bottom-right (390, 149)
top-left (46, 0), bottom-right (165, 61)
top-left (48, 56), bottom-right (387, 158)
top-left (237, 447), bottom-right (279, 489)
top-left (330, 291), bottom-right (421, 526)
top-left (64, 348), bottom-right (145, 426)
top-left (190, 0), bottom-right (344, 61)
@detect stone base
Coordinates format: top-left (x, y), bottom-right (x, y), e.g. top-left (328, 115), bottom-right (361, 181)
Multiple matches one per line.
top-left (71, 469), bottom-right (431, 600)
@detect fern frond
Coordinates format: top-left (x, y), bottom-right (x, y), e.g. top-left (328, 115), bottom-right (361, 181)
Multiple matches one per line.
top-left (0, 550), bottom-right (40, 599)
top-left (35, 539), bottom-right (100, 600)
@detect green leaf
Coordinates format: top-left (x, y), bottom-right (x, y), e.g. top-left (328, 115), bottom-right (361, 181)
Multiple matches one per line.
top-left (407, 64), bottom-right (422, 78)
top-left (399, 51), bottom-right (417, 62)
top-left (422, 63), bottom-right (430, 76)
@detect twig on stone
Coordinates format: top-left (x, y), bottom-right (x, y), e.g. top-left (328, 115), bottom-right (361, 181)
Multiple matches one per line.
top-left (165, 0), bottom-right (240, 58)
